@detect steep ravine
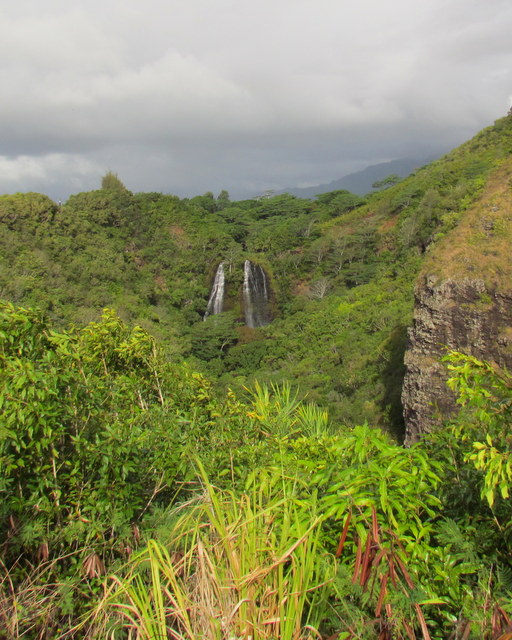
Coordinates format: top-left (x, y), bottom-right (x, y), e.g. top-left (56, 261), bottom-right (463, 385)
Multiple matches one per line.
top-left (402, 159), bottom-right (512, 444)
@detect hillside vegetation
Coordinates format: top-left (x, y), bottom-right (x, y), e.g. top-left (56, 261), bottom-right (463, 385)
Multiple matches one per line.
top-left (1, 113), bottom-right (512, 638)
top-left (1, 303), bottom-right (512, 638)
top-left (1, 114), bottom-right (511, 433)
top-left (420, 155), bottom-right (512, 286)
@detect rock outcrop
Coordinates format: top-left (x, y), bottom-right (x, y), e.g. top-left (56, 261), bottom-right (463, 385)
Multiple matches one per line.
top-left (402, 158), bottom-right (512, 445)
top-left (402, 277), bottom-right (512, 444)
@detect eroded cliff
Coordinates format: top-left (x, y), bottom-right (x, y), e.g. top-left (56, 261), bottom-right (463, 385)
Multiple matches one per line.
top-left (402, 159), bottom-right (512, 444)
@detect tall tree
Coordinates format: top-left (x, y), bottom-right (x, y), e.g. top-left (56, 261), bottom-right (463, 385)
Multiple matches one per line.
top-left (101, 170), bottom-right (129, 193)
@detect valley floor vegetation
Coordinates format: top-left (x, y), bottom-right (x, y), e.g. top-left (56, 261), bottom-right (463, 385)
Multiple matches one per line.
top-left (1, 301), bottom-right (511, 639)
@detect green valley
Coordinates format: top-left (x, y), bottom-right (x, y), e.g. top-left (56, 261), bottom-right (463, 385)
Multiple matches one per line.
top-left (1, 113), bottom-right (512, 639)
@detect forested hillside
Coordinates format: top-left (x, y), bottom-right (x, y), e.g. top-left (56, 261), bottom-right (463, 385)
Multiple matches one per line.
top-left (2, 114), bottom-right (512, 433)
top-left (1, 113), bottom-right (512, 638)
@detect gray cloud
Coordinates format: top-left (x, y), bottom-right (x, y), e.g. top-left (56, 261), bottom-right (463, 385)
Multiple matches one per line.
top-left (1, 0), bottom-right (511, 200)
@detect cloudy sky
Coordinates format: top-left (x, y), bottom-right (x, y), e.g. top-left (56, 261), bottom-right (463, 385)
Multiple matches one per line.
top-left (1, 0), bottom-right (511, 200)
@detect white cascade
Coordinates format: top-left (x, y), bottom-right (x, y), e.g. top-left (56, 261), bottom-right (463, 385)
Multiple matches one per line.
top-left (204, 262), bottom-right (225, 319)
top-left (243, 260), bottom-right (271, 328)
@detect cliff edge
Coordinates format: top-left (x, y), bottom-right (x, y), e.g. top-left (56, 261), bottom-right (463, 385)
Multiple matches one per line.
top-left (402, 157), bottom-right (512, 444)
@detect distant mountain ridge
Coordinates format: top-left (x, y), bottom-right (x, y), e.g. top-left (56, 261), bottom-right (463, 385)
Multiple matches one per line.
top-left (277, 157), bottom-right (435, 198)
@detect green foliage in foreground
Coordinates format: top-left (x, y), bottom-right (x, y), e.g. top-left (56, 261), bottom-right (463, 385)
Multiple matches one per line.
top-left (0, 302), bottom-right (255, 565)
top-left (1, 304), bottom-right (512, 639)
top-left (94, 468), bottom-right (332, 640)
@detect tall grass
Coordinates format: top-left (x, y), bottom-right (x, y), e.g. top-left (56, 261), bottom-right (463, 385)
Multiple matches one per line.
top-left (96, 469), bottom-right (335, 639)
top-left (247, 381), bottom-right (333, 439)
top-left (0, 556), bottom-right (81, 640)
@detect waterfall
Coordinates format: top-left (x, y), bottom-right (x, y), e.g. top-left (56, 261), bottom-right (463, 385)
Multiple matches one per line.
top-left (243, 260), bottom-right (272, 328)
top-left (204, 263), bottom-right (225, 319)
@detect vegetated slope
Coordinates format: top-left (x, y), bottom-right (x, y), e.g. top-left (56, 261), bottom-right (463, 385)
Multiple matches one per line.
top-left (0, 113), bottom-right (511, 437)
top-left (229, 112), bottom-right (512, 435)
top-left (403, 152), bottom-right (512, 443)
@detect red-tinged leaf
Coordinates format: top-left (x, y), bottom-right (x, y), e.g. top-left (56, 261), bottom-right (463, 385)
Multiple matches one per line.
top-left (360, 532), bottom-right (373, 588)
top-left (335, 509), bottom-right (352, 557)
top-left (394, 552), bottom-right (415, 590)
top-left (388, 556), bottom-right (398, 588)
top-left (495, 604), bottom-right (511, 626)
top-left (460, 622), bottom-right (472, 640)
top-left (375, 573), bottom-right (388, 618)
top-left (414, 603), bottom-right (432, 640)
top-left (372, 548), bottom-right (387, 570)
top-left (402, 617), bottom-right (417, 640)
top-left (367, 553), bottom-right (381, 600)
top-left (352, 534), bottom-right (363, 584)
top-left (371, 504), bottom-right (380, 545)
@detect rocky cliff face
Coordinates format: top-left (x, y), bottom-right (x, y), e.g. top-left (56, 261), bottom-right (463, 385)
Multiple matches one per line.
top-left (402, 277), bottom-right (512, 444)
top-left (402, 158), bottom-right (512, 445)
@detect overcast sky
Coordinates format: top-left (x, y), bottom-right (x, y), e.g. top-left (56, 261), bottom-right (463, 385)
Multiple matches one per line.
top-left (1, 0), bottom-right (511, 200)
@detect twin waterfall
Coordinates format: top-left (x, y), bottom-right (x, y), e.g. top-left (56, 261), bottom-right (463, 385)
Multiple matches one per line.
top-left (243, 260), bottom-right (272, 328)
top-left (204, 262), bottom-right (226, 319)
top-left (204, 260), bottom-right (272, 327)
